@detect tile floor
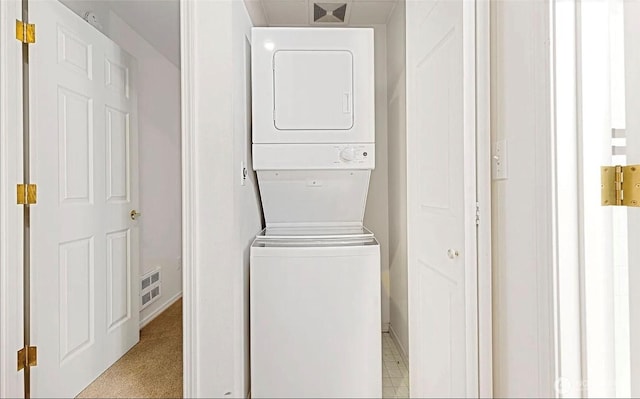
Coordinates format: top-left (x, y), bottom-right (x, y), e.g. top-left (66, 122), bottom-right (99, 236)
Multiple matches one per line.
top-left (382, 333), bottom-right (409, 398)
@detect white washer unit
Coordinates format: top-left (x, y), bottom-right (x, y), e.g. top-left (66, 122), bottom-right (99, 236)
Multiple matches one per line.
top-left (250, 27), bottom-right (381, 398)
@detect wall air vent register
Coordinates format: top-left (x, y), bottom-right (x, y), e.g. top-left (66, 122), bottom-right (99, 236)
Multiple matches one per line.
top-left (313, 3), bottom-right (348, 23)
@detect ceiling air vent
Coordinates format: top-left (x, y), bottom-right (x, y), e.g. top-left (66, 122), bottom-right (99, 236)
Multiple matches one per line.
top-left (313, 3), bottom-right (348, 23)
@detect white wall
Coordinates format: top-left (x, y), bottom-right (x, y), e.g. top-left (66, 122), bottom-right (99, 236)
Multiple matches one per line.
top-left (363, 25), bottom-right (391, 332)
top-left (491, 1), bottom-right (556, 397)
top-left (58, 0), bottom-right (113, 33)
top-left (184, 1), bottom-right (262, 396)
top-left (385, 0), bottom-right (408, 357)
top-left (59, 1), bottom-right (183, 325)
top-left (243, 0), bottom-right (267, 27)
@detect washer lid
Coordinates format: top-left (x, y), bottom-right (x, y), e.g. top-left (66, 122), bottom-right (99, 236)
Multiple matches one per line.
top-left (253, 227), bottom-right (378, 248)
top-left (252, 237), bottom-right (379, 248)
top-left (259, 226), bottom-right (374, 240)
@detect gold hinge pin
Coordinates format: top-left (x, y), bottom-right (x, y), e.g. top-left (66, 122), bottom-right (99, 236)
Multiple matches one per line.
top-left (615, 165), bottom-right (624, 206)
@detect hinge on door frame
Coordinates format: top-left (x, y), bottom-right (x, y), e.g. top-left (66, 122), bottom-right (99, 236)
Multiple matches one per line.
top-left (475, 202), bottom-right (480, 225)
top-left (15, 20), bottom-right (36, 44)
top-left (17, 184), bottom-right (37, 205)
top-left (601, 164), bottom-right (640, 207)
top-left (17, 346), bottom-right (37, 371)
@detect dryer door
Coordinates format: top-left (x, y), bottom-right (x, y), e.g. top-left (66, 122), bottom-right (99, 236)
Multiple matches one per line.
top-left (251, 28), bottom-right (375, 144)
top-left (274, 50), bottom-right (353, 131)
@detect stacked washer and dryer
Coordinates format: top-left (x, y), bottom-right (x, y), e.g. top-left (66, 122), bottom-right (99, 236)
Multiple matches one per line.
top-left (249, 28), bottom-right (381, 398)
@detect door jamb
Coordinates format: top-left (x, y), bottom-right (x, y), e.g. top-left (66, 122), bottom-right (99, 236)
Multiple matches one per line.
top-left (179, 0), bottom-right (196, 396)
top-left (0, 0), bottom-right (26, 397)
top-left (179, 0), bottom-right (493, 395)
top-left (476, 0), bottom-right (493, 396)
top-left (2, 0), bottom-right (490, 397)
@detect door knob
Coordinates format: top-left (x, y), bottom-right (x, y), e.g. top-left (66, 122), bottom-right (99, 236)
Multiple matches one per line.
top-left (447, 249), bottom-right (459, 259)
top-left (130, 210), bottom-right (141, 220)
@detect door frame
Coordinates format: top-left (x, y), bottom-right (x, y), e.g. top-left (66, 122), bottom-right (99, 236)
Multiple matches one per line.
top-left (554, 1), bottom-right (640, 397)
top-left (0, 0), bottom-right (195, 397)
top-left (178, 0), bottom-right (492, 395)
top-left (179, 0), bottom-right (196, 396)
top-left (1, 0), bottom-right (490, 397)
top-left (476, 1), bottom-right (493, 396)
top-left (0, 0), bottom-right (26, 397)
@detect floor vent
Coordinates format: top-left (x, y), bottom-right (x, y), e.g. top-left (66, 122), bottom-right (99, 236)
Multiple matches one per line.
top-left (141, 269), bottom-right (161, 309)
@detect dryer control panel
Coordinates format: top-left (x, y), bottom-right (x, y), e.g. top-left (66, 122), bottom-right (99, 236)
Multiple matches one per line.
top-left (338, 145), bottom-right (370, 163)
top-left (253, 143), bottom-right (375, 170)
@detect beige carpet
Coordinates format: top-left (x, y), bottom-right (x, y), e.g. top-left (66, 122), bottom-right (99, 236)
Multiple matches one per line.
top-left (77, 299), bottom-right (183, 398)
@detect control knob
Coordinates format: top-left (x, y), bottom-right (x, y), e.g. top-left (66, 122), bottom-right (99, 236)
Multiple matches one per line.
top-left (340, 147), bottom-right (356, 162)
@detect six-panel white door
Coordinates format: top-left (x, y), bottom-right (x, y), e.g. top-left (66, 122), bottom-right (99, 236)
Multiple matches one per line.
top-left (29, 1), bottom-right (139, 397)
top-left (406, 0), bottom-right (479, 397)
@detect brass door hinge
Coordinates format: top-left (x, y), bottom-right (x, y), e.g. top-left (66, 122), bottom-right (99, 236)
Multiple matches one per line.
top-left (601, 164), bottom-right (640, 207)
top-left (15, 20), bottom-right (35, 44)
top-left (17, 346), bottom-right (37, 371)
top-left (17, 184), bottom-right (37, 205)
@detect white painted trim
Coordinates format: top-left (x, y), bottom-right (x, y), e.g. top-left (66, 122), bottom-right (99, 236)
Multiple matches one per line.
top-left (552, 1), bottom-right (584, 397)
top-left (476, 1), bottom-right (493, 397)
top-left (382, 322), bottom-right (390, 334)
top-left (573, 3), bottom-right (594, 395)
top-left (389, 324), bottom-right (408, 365)
top-left (624, 3), bottom-right (640, 395)
top-left (490, 2), bottom-right (558, 395)
top-left (139, 292), bottom-right (183, 329)
top-left (534, 2), bottom-right (559, 396)
top-left (180, 0), bottom-right (197, 397)
top-left (463, 1), bottom-right (480, 394)
top-left (0, 0), bottom-right (25, 397)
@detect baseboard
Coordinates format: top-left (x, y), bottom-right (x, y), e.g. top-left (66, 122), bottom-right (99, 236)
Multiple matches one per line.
top-left (389, 324), bottom-right (409, 366)
top-left (139, 291), bottom-right (183, 328)
top-left (382, 321), bottom-right (390, 333)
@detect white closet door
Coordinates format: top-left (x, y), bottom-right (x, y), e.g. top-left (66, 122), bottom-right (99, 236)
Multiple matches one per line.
top-left (29, 1), bottom-right (139, 397)
top-left (406, 0), bottom-right (478, 397)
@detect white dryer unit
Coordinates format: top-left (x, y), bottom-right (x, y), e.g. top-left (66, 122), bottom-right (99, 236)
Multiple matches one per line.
top-left (252, 28), bottom-right (375, 144)
top-left (250, 27), bottom-right (380, 399)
